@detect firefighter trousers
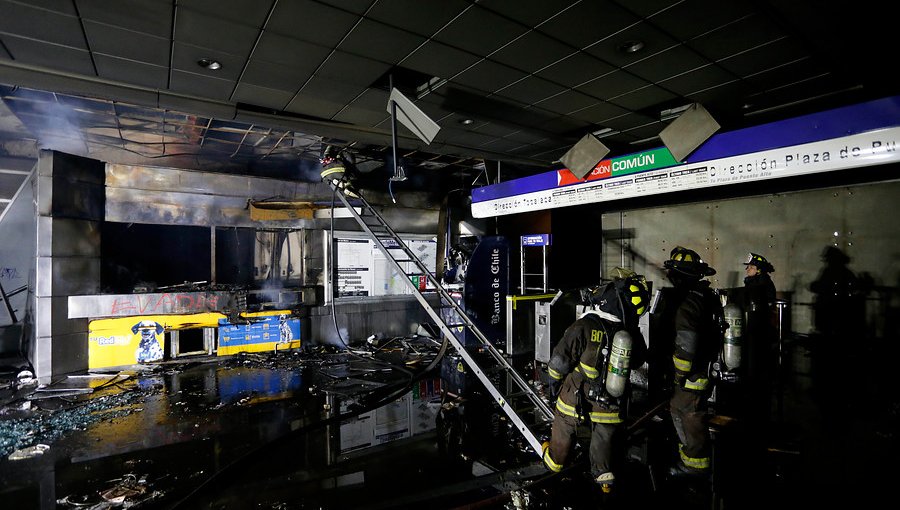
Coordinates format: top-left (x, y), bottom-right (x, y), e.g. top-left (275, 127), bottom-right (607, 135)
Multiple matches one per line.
top-left (670, 386), bottom-right (712, 471)
top-left (546, 403), bottom-right (619, 477)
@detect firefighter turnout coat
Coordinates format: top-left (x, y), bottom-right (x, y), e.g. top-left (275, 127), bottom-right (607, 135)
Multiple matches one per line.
top-left (543, 309), bottom-right (644, 477)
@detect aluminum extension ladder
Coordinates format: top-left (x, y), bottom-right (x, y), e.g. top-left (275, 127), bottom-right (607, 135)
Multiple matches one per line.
top-left (327, 181), bottom-right (553, 457)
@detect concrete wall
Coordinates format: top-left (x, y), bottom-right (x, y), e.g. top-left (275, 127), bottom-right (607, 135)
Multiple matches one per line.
top-left (601, 179), bottom-right (900, 338)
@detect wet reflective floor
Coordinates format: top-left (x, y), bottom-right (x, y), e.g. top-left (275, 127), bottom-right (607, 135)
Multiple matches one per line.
top-left (1, 334), bottom-right (898, 510)
top-left (1, 341), bottom-right (502, 510)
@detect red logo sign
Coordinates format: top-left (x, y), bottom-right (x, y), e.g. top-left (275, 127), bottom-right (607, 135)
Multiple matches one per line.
top-left (557, 160), bottom-right (611, 185)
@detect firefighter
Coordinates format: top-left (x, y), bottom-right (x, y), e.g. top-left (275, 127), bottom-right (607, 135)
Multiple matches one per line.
top-left (741, 252), bottom-right (777, 425)
top-left (319, 145), bottom-right (360, 198)
top-left (658, 246), bottom-right (723, 478)
top-left (743, 252), bottom-right (776, 311)
top-left (542, 269), bottom-right (651, 494)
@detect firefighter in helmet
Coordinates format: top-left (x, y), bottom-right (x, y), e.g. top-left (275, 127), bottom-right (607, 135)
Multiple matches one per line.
top-left (743, 252), bottom-right (776, 311)
top-left (319, 145), bottom-right (360, 198)
top-left (658, 246), bottom-right (723, 478)
top-left (741, 252), bottom-right (777, 423)
top-left (542, 269), bottom-right (651, 494)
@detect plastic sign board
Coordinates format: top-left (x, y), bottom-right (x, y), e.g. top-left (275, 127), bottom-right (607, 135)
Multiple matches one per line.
top-left (471, 95), bottom-right (900, 218)
top-left (521, 234), bottom-right (551, 246)
top-left (89, 312), bottom-right (222, 369)
top-left (217, 311), bottom-right (301, 356)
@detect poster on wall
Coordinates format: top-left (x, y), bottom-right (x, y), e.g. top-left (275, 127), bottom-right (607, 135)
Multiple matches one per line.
top-left (217, 312), bottom-right (301, 356)
top-left (88, 313), bottom-right (221, 369)
top-left (335, 236), bottom-right (437, 297)
top-left (336, 238), bottom-right (373, 297)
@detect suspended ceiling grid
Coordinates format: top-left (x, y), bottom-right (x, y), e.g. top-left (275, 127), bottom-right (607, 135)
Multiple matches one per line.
top-left (0, 0), bottom-right (895, 191)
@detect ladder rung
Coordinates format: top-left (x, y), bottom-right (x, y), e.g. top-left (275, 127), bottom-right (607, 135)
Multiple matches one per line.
top-left (334, 184), bottom-right (552, 456)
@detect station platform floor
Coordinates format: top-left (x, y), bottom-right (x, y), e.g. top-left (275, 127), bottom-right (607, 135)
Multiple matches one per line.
top-left (0, 333), bottom-right (897, 509)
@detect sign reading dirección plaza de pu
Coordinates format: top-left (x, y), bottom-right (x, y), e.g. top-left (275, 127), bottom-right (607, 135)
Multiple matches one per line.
top-left (471, 96), bottom-right (900, 218)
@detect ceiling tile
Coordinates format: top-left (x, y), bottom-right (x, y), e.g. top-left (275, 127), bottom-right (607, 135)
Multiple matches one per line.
top-left (178, 0), bottom-right (274, 27)
top-left (171, 42), bottom-right (246, 82)
top-left (401, 99), bottom-right (454, 127)
top-left (399, 41), bottom-right (481, 79)
top-left (648, 0), bottom-right (757, 42)
top-left (610, 84), bottom-right (677, 111)
top-left (688, 14), bottom-right (789, 61)
top-left (366, 0), bottom-right (469, 37)
top-left (659, 64), bottom-right (736, 96)
top-left (170, 69), bottom-right (236, 100)
top-left (231, 83), bottom-right (295, 110)
top-left (577, 71), bottom-right (651, 101)
top-left (567, 101), bottom-right (631, 125)
top-left (339, 87), bottom-right (390, 113)
top-left (534, 115), bottom-right (593, 136)
top-left (301, 76), bottom-right (366, 104)
top-left (20, 0), bottom-right (77, 15)
top-left (285, 91), bottom-right (345, 119)
top-left (743, 59), bottom-right (834, 93)
top-left (75, 0), bottom-right (173, 38)
top-left (316, 0), bottom-right (375, 15)
top-left (718, 38), bottom-right (807, 79)
top-left (84, 21), bottom-right (170, 67)
top-left (621, 0), bottom-right (684, 18)
top-left (252, 32), bottom-right (331, 69)
top-left (491, 32), bottom-right (577, 74)
top-left (241, 59), bottom-right (316, 91)
top-left (535, 1), bottom-right (639, 49)
top-left (477, 0), bottom-right (576, 27)
top-left (535, 52), bottom-right (615, 88)
top-left (440, 130), bottom-right (497, 147)
top-left (688, 81), bottom-right (753, 112)
top-left (0, 1), bottom-right (85, 48)
top-left (470, 122), bottom-right (524, 140)
top-left (314, 51), bottom-right (391, 87)
top-left (175, 7), bottom-right (259, 57)
top-left (333, 100), bottom-right (391, 127)
top-left (502, 129), bottom-right (552, 146)
top-left (584, 22), bottom-right (680, 68)
top-left (338, 19), bottom-right (427, 64)
top-left (626, 45), bottom-right (708, 84)
top-left (433, 7), bottom-right (529, 57)
top-left (525, 143), bottom-right (567, 161)
top-left (495, 76), bottom-right (567, 106)
top-left (481, 137), bottom-right (526, 153)
top-left (605, 110), bottom-right (661, 131)
top-left (452, 60), bottom-right (528, 93)
top-left (266, 0), bottom-right (359, 48)
top-left (534, 90), bottom-right (599, 116)
top-left (93, 54), bottom-right (168, 89)
top-left (1, 35), bottom-right (95, 75)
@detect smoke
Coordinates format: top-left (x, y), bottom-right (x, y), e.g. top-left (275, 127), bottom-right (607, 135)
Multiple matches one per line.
top-left (296, 157), bottom-right (323, 183)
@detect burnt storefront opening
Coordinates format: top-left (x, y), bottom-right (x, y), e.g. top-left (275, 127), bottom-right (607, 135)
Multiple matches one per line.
top-left (101, 223), bottom-right (211, 293)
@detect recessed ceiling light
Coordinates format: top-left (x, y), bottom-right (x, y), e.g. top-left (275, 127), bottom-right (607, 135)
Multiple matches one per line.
top-left (459, 118), bottom-right (474, 126)
top-left (197, 58), bottom-right (222, 70)
top-left (618, 40), bottom-right (645, 54)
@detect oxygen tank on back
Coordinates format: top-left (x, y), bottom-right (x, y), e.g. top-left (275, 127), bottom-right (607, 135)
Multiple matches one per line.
top-left (723, 302), bottom-right (743, 370)
top-left (605, 330), bottom-right (633, 398)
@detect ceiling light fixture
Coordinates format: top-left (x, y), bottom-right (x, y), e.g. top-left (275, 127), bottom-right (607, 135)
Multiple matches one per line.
top-left (618, 40), bottom-right (645, 54)
top-left (197, 58), bottom-right (222, 71)
top-left (591, 127), bottom-right (619, 139)
top-left (659, 104), bottom-right (693, 122)
top-left (459, 118), bottom-right (474, 126)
